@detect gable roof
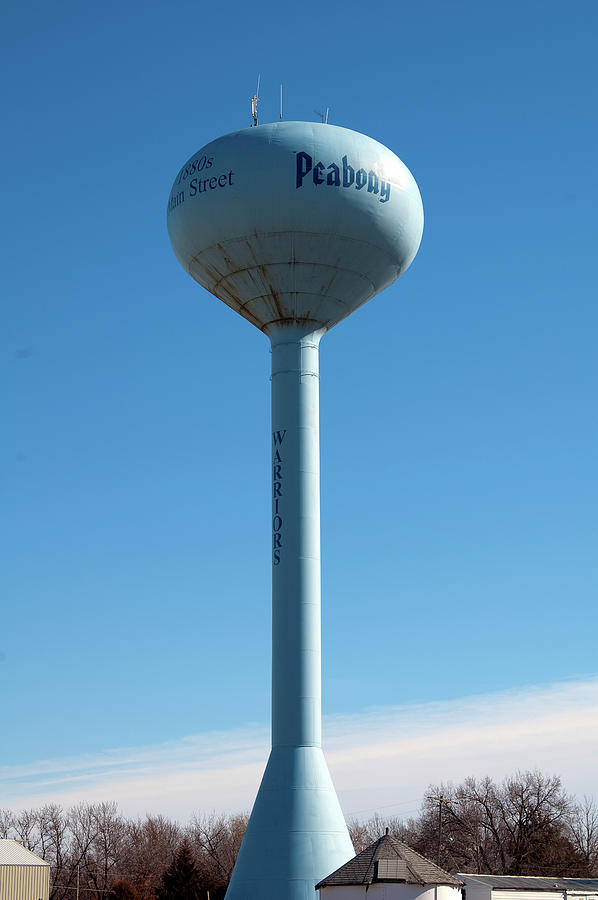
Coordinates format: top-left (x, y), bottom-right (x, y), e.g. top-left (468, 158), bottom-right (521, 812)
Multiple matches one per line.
top-left (0, 840), bottom-right (50, 866)
top-left (316, 834), bottom-right (463, 889)
top-left (459, 874), bottom-right (598, 892)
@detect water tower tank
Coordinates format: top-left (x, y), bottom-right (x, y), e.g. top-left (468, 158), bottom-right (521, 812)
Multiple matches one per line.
top-left (167, 121), bottom-right (423, 900)
top-left (167, 121), bottom-right (423, 332)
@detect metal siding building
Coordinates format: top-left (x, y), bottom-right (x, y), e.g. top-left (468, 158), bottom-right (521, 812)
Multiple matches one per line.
top-left (459, 874), bottom-right (598, 900)
top-left (0, 841), bottom-right (50, 900)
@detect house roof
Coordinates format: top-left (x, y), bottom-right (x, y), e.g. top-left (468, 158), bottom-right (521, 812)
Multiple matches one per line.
top-left (0, 840), bottom-right (50, 866)
top-left (459, 874), bottom-right (598, 892)
top-left (316, 834), bottom-right (464, 889)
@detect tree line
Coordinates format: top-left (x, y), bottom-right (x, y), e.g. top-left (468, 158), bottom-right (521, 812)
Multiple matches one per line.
top-left (1, 772), bottom-right (596, 900)
top-left (349, 772), bottom-right (598, 877)
top-left (0, 804), bottom-right (245, 900)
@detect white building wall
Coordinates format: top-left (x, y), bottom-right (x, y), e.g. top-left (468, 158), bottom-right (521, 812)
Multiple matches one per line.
top-left (321, 883), bottom-right (462, 900)
top-left (0, 865), bottom-right (50, 900)
top-left (494, 892), bottom-right (563, 900)
top-left (462, 884), bottom-right (491, 900)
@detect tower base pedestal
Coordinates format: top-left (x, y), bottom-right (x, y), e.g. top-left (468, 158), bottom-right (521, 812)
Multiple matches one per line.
top-left (225, 746), bottom-right (354, 900)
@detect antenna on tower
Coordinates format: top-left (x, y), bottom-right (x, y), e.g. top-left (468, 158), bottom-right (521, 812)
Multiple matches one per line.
top-left (280, 83), bottom-right (283, 120)
top-left (251, 74), bottom-right (261, 127)
top-left (315, 107), bottom-right (330, 124)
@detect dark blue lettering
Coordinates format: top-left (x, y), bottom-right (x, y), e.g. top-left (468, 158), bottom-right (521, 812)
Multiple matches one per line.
top-left (367, 171), bottom-right (379, 194)
top-left (273, 549), bottom-right (281, 565)
top-left (218, 174), bottom-right (227, 187)
top-left (168, 191), bottom-right (185, 211)
top-left (273, 464), bottom-right (282, 479)
top-left (273, 483), bottom-right (282, 498)
top-left (273, 533), bottom-right (282, 548)
top-left (313, 162), bottom-right (325, 185)
top-left (342, 155), bottom-right (354, 187)
top-left (189, 180), bottom-right (197, 196)
top-left (273, 430), bottom-right (287, 446)
top-left (327, 163), bottom-right (340, 186)
top-left (273, 515), bottom-right (282, 531)
top-left (294, 150), bottom-right (391, 204)
top-left (274, 449), bottom-right (282, 462)
top-left (296, 152), bottom-right (312, 188)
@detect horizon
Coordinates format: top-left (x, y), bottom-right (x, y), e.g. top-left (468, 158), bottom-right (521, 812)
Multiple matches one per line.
top-left (3, 676), bottom-right (597, 821)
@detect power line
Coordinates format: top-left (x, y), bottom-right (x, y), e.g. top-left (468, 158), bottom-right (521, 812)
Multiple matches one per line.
top-left (346, 798), bottom-right (421, 816)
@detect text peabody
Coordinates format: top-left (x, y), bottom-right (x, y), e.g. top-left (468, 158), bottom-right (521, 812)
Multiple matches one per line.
top-left (296, 151), bottom-right (391, 203)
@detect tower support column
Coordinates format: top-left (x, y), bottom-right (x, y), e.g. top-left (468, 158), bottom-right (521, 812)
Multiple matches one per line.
top-left (225, 323), bottom-right (353, 900)
top-left (270, 324), bottom-right (324, 749)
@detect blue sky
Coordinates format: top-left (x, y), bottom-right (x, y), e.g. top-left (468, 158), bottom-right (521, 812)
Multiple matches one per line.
top-left (2, 0), bottom-right (597, 818)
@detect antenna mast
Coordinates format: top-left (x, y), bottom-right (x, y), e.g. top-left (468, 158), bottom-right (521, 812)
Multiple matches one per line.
top-left (251, 74), bottom-right (261, 126)
top-left (315, 107), bottom-right (330, 124)
top-left (280, 83), bottom-right (283, 120)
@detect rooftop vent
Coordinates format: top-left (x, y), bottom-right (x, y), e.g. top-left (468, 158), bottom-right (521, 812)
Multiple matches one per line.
top-left (377, 860), bottom-right (410, 881)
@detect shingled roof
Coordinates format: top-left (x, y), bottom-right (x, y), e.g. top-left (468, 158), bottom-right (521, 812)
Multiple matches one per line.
top-left (316, 833), bottom-right (464, 889)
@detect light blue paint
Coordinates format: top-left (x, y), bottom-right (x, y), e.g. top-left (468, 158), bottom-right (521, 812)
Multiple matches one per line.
top-left (224, 325), bottom-right (354, 899)
top-left (167, 122), bottom-right (423, 334)
top-left (168, 122), bottom-right (423, 899)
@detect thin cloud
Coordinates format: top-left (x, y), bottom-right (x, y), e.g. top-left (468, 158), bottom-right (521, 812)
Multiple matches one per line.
top-left (2, 677), bottom-right (597, 820)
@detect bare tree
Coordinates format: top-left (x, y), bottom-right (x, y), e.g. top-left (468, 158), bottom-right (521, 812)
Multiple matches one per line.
top-left (37, 804), bottom-right (72, 900)
top-left (347, 814), bottom-right (409, 853)
top-left (12, 808), bottom-right (42, 852)
top-left (187, 812), bottom-right (248, 897)
top-left (412, 772), bottom-right (585, 876)
top-left (347, 818), bottom-right (371, 853)
top-left (0, 809), bottom-right (15, 839)
top-left (85, 802), bottom-right (125, 898)
top-left (118, 814), bottom-right (182, 900)
top-left (67, 802), bottom-right (126, 900)
top-left (566, 796), bottom-right (598, 876)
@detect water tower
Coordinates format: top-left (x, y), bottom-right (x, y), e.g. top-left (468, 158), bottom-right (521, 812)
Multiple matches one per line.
top-left (167, 120), bottom-right (423, 900)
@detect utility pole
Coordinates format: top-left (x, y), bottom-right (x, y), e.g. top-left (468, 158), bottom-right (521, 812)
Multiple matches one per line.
top-left (427, 795), bottom-right (446, 865)
top-left (76, 864), bottom-right (80, 900)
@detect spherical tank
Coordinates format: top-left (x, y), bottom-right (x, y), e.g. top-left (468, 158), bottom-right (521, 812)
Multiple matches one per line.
top-left (167, 121), bottom-right (423, 333)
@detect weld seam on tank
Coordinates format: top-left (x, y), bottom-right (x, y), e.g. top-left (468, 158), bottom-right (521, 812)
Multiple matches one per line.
top-left (190, 228), bottom-right (405, 259)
